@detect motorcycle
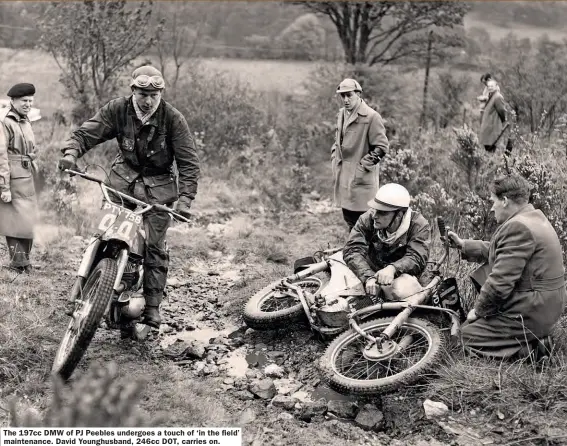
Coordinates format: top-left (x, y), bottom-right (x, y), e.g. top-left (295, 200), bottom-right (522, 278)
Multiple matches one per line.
top-left (52, 168), bottom-right (190, 381)
top-left (242, 217), bottom-right (466, 395)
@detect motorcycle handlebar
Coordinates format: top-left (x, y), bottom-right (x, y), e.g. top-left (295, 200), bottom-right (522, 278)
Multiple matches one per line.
top-left (64, 168), bottom-right (191, 223)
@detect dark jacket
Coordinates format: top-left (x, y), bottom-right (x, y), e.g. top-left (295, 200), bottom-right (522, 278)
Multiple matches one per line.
top-left (461, 203), bottom-right (566, 326)
top-left (62, 96), bottom-right (200, 205)
top-left (343, 209), bottom-right (431, 285)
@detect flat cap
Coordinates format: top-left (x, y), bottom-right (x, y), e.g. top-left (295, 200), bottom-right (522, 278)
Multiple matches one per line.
top-left (336, 78), bottom-right (362, 94)
top-left (7, 83), bottom-right (36, 98)
top-left (130, 65), bottom-right (165, 90)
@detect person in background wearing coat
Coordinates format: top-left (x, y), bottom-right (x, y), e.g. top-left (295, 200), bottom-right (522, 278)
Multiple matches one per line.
top-left (479, 79), bottom-right (506, 152)
top-left (331, 78), bottom-right (389, 232)
top-left (448, 174), bottom-right (566, 359)
top-left (0, 83), bottom-right (39, 274)
top-left (344, 183), bottom-right (431, 304)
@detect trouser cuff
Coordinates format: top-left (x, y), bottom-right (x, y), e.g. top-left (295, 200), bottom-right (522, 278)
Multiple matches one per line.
top-left (145, 293), bottom-right (162, 307)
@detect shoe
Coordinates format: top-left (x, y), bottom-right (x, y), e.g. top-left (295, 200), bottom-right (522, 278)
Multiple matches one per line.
top-left (535, 336), bottom-right (554, 362)
top-left (22, 265), bottom-right (33, 274)
top-left (141, 305), bottom-right (161, 328)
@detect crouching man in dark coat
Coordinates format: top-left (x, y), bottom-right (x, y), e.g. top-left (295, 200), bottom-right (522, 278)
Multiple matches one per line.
top-left (448, 174), bottom-right (566, 358)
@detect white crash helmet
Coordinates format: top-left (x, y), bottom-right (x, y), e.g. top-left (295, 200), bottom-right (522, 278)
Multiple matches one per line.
top-left (368, 183), bottom-right (411, 212)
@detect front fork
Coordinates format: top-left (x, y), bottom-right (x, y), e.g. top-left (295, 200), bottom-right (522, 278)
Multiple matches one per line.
top-left (69, 236), bottom-right (101, 302)
top-left (283, 260), bottom-right (330, 326)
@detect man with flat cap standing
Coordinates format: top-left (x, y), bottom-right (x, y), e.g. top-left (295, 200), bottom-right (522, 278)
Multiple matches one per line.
top-left (0, 83), bottom-right (39, 274)
top-left (331, 78), bottom-right (389, 232)
top-left (58, 65), bottom-right (200, 329)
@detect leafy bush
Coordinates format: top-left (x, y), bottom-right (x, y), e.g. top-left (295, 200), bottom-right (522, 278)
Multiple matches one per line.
top-left (10, 362), bottom-right (153, 427)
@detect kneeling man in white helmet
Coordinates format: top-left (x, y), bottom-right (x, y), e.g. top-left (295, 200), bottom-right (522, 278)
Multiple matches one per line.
top-left (343, 183), bottom-right (431, 302)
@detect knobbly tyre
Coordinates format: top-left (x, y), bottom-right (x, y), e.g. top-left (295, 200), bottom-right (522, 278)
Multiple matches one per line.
top-left (242, 217), bottom-right (466, 395)
top-left (52, 168), bottom-right (190, 381)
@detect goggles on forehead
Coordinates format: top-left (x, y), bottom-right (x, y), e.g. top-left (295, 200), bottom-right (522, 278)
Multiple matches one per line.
top-left (131, 74), bottom-right (165, 90)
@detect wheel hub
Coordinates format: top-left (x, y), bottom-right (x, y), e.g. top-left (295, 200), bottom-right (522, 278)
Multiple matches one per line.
top-left (362, 339), bottom-right (398, 361)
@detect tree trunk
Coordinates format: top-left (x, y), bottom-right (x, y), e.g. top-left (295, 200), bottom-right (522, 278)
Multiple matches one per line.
top-left (420, 30), bottom-right (434, 129)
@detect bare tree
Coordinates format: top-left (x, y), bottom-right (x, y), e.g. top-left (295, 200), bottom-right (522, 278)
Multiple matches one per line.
top-left (295, 1), bottom-right (470, 65)
top-left (154, 3), bottom-right (210, 89)
top-left (37, 0), bottom-right (161, 122)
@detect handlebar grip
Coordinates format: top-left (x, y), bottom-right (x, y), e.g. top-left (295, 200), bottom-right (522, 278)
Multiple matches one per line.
top-left (437, 217), bottom-right (446, 237)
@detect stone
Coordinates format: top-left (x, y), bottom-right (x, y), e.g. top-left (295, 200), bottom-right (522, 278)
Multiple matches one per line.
top-left (327, 400), bottom-right (359, 419)
top-left (291, 390), bottom-right (311, 402)
top-left (271, 395), bottom-right (296, 411)
top-left (273, 378), bottom-right (302, 395)
top-left (193, 362), bottom-right (206, 374)
top-left (277, 412), bottom-right (294, 421)
top-left (355, 404), bottom-right (385, 432)
top-left (298, 399), bottom-right (328, 421)
top-left (184, 341), bottom-right (207, 360)
top-left (238, 408), bottom-right (256, 425)
top-left (264, 364), bottom-right (285, 378)
top-left (423, 399), bottom-right (449, 420)
top-left (249, 379), bottom-right (277, 400)
top-left (234, 390), bottom-right (255, 401)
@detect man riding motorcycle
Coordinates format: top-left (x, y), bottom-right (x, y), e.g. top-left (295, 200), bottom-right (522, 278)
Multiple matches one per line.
top-left (343, 183), bottom-right (431, 302)
top-left (57, 65), bottom-right (200, 329)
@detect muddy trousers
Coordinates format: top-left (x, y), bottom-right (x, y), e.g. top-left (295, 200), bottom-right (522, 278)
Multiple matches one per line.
top-left (5, 236), bottom-right (33, 268)
top-left (342, 209), bottom-right (365, 233)
top-left (143, 208), bottom-right (171, 307)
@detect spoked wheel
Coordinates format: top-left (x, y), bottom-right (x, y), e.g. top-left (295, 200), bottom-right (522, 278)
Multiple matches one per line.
top-left (52, 258), bottom-right (118, 380)
top-left (319, 317), bottom-right (444, 395)
top-left (243, 276), bottom-right (325, 330)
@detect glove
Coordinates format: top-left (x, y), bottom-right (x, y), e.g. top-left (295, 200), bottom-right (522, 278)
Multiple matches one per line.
top-left (176, 196), bottom-right (193, 219)
top-left (58, 154), bottom-right (77, 171)
top-left (0, 190), bottom-right (11, 203)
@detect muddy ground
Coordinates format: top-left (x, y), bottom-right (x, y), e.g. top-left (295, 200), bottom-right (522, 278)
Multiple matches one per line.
top-left (2, 202), bottom-right (563, 445)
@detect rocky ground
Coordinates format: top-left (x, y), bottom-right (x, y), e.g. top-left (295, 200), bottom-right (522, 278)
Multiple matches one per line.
top-left (2, 199), bottom-right (566, 445)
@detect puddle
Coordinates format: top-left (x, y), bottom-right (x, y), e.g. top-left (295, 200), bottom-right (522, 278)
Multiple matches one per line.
top-left (160, 325), bottom-right (236, 349)
top-left (310, 385), bottom-right (359, 402)
top-left (245, 351), bottom-right (268, 367)
top-left (224, 349), bottom-right (250, 378)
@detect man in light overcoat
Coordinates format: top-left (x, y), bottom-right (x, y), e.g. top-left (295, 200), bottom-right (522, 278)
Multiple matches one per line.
top-left (0, 83), bottom-right (39, 274)
top-left (331, 78), bottom-right (389, 232)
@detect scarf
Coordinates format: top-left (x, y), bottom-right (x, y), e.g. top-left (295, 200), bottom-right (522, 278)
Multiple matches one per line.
top-left (343, 97), bottom-right (362, 133)
top-left (377, 208), bottom-right (413, 246)
top-left (132, 94), bottom-right (161, 125)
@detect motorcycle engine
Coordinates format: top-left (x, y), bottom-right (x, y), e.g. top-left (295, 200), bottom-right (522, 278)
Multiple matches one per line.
top-left (316, 296), bottom-right (350, 328)
top-left (120, 296), bottom-right (146, 319)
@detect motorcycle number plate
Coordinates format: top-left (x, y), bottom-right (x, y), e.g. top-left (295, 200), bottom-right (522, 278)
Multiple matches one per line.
top-left (95, 202), bottom-right (142, 244)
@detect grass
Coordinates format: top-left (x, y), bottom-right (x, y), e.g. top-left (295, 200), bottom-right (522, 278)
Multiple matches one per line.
top-left (2, 43), bottom-right (567, 442)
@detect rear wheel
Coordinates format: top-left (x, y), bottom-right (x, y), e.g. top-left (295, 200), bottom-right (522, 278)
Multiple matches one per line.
top-left (319, 316), bottom-right (444, 395)
top-left (52, 258), bottom-right (118, 380)
top-left (242, 276), bottom-right (325, 330)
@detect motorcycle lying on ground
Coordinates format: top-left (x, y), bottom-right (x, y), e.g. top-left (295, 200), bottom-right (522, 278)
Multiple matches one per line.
top-left (52, 168), bottom-right (190, 381)
top-left (243, 218), bottom-right (467, 395)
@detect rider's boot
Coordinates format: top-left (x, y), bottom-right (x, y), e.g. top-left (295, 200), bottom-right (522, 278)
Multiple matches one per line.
top-left (141, 293), bottom-right (162, 328)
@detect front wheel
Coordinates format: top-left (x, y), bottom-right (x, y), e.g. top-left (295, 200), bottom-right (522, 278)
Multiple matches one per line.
top-left (52, 258), bottom-right (118, 380)
top-left (319, 317), bottom-right (444, 396)
top-left (242, 276), bottom-right (325, 330)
